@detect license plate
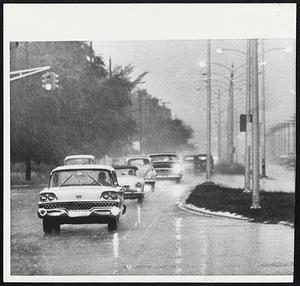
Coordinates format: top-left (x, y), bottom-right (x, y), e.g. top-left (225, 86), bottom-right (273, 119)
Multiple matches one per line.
top-left (68, 211), bottom-right (90, 217)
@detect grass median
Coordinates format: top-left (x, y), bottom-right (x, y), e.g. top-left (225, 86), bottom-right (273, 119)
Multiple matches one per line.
top-left (186, 184), bottom-right (294, 225)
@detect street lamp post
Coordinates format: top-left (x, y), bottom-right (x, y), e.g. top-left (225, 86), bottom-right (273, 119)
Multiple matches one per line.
top-left (226, 63), bottom-right (235, 164)
top-left (260, 40), bottom-right (267, 177)
top-left (251, 39), bottom-right (261, 209)
top-left (259, 43), bottom-right (291, 177)
top-left (217, 89), bottom-right (222, 162)
top-left (206, 39), bottom-right (212, 182)
top-left (244, 39), bottom-right (252, 193)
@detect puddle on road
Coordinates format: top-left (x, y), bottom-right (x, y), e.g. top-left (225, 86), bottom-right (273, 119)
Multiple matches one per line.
top-left (134, 205), bottom-right (141, 227)
top-left (174, 217), bottom-right (183, 274)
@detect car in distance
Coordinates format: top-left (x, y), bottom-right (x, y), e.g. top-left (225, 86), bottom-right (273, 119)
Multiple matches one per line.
top-left (183, 155), bottom-right (196, 173)
top-left (37, 164), bottom-right (126, 234)
top-left (126, 155), bottom-right (156, 191)
top-left (114, 166), bottom-right (145, 203)
top-left (183, 154), bottom-right (214, 174)
top-left (148, 153), bottom-right (183, 183)
top-left (194, 154), bottom-right (214, 173)
top-left (64, 155), bottom-right (96, 165)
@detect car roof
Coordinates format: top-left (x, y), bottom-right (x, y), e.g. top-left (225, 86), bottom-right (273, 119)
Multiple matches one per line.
top-left (127, 155), bottom-right (150, 159)
top-left (51, 164), bottom-right (115, 174)
top-left (113, 165), bottom-right (138, 170)
top-left (64, 155), bottom-right (95, 160)
top-left (148, 153), bottom-right (178, 157)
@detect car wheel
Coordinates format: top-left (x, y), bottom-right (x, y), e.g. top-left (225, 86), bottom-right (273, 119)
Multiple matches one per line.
top-left (151, 182), bottom-right (155, 192)
top-left (176, 178), bottom-right (181, 184)
top-left (53, 223), bottom-right (61, 234)
top-left (43, 218), bottom-right (53, 234)
top-left (108, 217), bottom-right (119, 231)
top-left (138, 195), bottom-right (144, 203)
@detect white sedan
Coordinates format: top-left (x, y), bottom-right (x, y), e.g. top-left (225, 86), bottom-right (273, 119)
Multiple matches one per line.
top-left (114, 166), bottom-right (145, 203)
top-left (37, 165), bottom-right (126, 234)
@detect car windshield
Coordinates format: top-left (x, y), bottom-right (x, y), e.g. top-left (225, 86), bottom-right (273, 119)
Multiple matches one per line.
top-left (150, 155), bottom-right (178, 162)
top-left (128, 158), bottom-right (150, 167)
top-left (50, 169), bottom-right (113, 187)
top-left (116, 169), bottom-right (137, 177)
top-left (64, 158), bottom-right (94, 165)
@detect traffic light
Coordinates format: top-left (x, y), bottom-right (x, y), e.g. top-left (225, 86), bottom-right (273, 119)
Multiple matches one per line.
top-left (42, 72), bottom-right (52, 91)
top-left (52, 73), bottom-right (59, 90)
top-left (41, 72), bottom-right (59, 91)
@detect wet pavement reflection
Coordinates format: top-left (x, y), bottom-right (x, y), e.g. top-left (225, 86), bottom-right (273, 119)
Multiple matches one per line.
top-left (11, 175), bottom-right (294, 275)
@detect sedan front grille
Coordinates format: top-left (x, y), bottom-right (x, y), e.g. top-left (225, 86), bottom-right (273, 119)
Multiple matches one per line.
top-left (41, 201), bottom-right (118, 211)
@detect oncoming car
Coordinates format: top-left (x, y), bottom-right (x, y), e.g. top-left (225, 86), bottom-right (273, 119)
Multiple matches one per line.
top-left (114, 166), bottom-right (145, 202)
top-left (37, 165), bottom-right (126, 234)
top-left (126, 155), bottom-right (156, 191)
top-left (64, 155), bottom-right (96, 165)
top-left (149, 153), bottom-right (183, 183)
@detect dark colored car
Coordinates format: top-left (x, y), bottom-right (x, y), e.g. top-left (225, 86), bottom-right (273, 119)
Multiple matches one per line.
top-left (183, 154), bottom-right (214, 173)
top-left (148, 153), bottom-right (183, 183)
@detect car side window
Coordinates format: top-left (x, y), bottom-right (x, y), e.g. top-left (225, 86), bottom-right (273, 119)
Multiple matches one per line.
top-left (112, 171), bottom-right (118, 186)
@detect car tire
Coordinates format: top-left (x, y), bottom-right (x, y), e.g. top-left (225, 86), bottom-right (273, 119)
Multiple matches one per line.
top-left (108, 217), bottom-right (119, 231)
top-left (151, 182), bottom-right (155, 192)
top-left (43, 218), bottom-right (53, 234)
top-left (138, 195), bottom-right (144, 203)
top-left (53, 223), bottom-right (61, 234)
top-left (176, 178), bottom-right (181, 184)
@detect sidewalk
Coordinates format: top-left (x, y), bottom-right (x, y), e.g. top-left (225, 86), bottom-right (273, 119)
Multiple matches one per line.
top-left (212, 164), bottom-right (295, 193)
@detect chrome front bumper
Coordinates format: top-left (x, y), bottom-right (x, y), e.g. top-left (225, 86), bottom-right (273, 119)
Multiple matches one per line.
top-left (123, 188), bottom-right (144, 199)
top-left (37, 205), bottom-right (121, 219)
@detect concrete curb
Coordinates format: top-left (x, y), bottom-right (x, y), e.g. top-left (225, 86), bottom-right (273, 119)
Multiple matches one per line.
top-left (178, 187), bottom-right (294, 228)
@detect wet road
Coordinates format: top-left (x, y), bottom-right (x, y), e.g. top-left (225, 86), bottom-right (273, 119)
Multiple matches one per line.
top-left (11, 175), bottom-right (294, 275)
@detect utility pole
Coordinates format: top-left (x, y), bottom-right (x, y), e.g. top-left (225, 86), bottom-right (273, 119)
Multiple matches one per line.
top-left (217, 88), bottom-right (222, 162)
top-left (244, 39), bottom-right (252, 193)
top-left (261, 39), bottom-right (267, 177)
top-left (206, 39), bottom-right (212, 182)
top-left (24, 42), bottom-right (31, 181)
top-left (251, 39), bottom-right (261, 209)
top-left (226, 63), bottom-right (235, 164)
top-left (109, 57), bottom-right (112, 79)
top-left (138, 91), bottom-right (143, 153)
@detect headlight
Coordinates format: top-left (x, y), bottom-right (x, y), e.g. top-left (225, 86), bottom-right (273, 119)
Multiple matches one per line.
top-left (39, 194), bottom-right (47, 202)
top-left (39, 193), bottom-right (56, 202)
top-left (102, 192), bottom-right (110, 199)
top-left (110, 192), bottom-right (118, 200)
top-left (136, 182), bottom-right (142, 188)
top-left (47, 193), bottom-right (55, 201)
top-left (101, 191), bottom-right (118, 200)
top-left (173, 163), bottom-right (182, 173)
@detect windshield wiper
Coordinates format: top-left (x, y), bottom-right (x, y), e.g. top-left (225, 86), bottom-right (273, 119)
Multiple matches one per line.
top-left (87, 175), bottom-right (103, 186)
top-left (58, 175), bottom-right (73, 187)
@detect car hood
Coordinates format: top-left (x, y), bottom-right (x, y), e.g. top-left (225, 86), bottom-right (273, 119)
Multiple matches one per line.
top-left (40, 186), bottom-right (117, 201)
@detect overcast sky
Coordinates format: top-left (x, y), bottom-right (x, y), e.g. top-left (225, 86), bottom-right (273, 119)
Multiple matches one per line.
top-left (94, 39), bottom-right (295, 152)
